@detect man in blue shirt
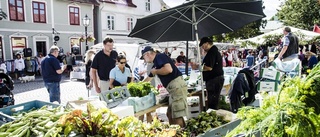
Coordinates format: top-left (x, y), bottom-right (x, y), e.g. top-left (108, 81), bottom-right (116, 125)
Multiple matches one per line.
top-left (246, 50), bottom-right (255, 67)
top-left (143, 46), bottom-right (188, 128)
top-left (41, 46), bottom-right (66, 104)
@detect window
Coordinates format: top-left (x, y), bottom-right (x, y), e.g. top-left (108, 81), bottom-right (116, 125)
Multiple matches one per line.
top-left (69, 6), bottom-right (79, 25)
top-left (32, 1), bottom-right (46, 23)
top-left (11, 37), bottom-right (26, 57)
top-left (127, 17), bottom-right (133, 31)
top-left (107, 15), bottom-right (115, 30)
top-left (145, 0), bottom-right (150, 11)
top-left (9, 0), bottom-right (25, 21)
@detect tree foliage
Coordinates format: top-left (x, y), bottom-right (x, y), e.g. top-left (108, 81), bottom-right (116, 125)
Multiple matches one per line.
top-left (212, 1), bottom-right (267, 43)
top-left (277, 0), bottom-right (320, 30)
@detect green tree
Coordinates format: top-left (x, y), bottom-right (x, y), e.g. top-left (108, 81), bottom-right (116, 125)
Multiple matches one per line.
top-left (277, 0), bottom-right (320, 30)
top-left (212, 1), bottom-right (267, 43)
top-left (212, 19), bottom-right (267, 43)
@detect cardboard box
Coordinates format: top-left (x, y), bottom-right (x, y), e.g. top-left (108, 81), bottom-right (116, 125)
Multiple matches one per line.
top-left (187, 105), bottom-right (200, 118)
top-left (66, 100), bottom-right (107, 111)
top-left (224, 75), bottom-right (231, 86)
top-left (260, 68), bottom-right (282, 81)
top-left (257, 81), bottom-right (279, 92)
top-left (223, 67), bottom-right (236, 76)
top-left (128, 92), bottom-right (156, 112)
top-left (187, 96), bottom-right (199, 105)
top-left (111, 106), bottom-right (134, 119)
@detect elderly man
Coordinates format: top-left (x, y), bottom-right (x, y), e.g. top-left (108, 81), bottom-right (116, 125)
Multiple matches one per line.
top-left (277, 27), bottom-right (299, 61)
top-left (41, 45), bottom-right (67, 103)
top-left (143, 46), bottom-right (188, 127)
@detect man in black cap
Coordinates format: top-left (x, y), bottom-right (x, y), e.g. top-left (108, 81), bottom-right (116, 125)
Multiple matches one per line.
top-left (199, 37), bottom-right (224, 110)
top-left (142, 46), bottom-right (188, 127)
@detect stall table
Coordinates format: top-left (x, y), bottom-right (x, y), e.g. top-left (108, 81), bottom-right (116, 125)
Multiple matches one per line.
top-left (133, 84), bottom-right (231, 118)
top-left (134, 103), bottom-right (168, 117)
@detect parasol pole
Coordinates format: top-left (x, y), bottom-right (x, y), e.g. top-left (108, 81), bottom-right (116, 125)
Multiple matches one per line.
top-left (185, 41), bottom-right (189, 76)
top-left (192, 5), bottom-right (206, 111)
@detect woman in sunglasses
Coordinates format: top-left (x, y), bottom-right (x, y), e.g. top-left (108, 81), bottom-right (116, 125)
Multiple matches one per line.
top-left (109, 55), bottom-right (133, 89)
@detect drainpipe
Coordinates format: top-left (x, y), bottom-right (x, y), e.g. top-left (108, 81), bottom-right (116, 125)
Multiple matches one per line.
top-left (51, 0), bottom-right (55, 45)
top-left (93, 5), bottom-right (99, 44)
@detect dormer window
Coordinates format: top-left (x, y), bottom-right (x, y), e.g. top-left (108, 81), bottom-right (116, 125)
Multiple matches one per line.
top-left (100, 0), bottom-right (137, 7)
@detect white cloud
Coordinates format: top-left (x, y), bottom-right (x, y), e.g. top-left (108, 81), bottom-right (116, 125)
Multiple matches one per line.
top-left (164, 0), bottom-right (282, 20)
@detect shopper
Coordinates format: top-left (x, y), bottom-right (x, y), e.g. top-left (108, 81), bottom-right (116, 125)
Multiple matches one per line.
top-left (65, 52), bottom-right (75, 77)
top-left (305, 51), bottom-right (318, 69)
top-left (143, 46), bottom-right (188, 128)
top-left (199, 37), bottom-right (225, 110)
top-left (41, 45), bottom-right (66, 104)
top-left (84, 50), bottom-right (95, 91)
top-left (91, 36), bottom-right (118, 93)
top-left (109, 55), bottom-right (133, 89)
top-left (37, 53), bottom-right (45, 75)
top-left (176, 51), bottom-right (186, 64)
top-left (164, 48), bottom-right (171, 57)
top-left (227, 49), bottom-right (233, 67)
top-left (14, 54), bottom-right (25, 80)
top-left (0, 59), bottom-right (7, 74)
top-left (137, 59), bottom-right (148, 81)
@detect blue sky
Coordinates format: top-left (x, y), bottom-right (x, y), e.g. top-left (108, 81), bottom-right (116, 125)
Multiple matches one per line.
top-left (163, 0), bottom-right (282, 20)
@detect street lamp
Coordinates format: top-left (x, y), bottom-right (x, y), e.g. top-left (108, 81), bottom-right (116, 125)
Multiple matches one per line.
top-left (82, 14), bottom-right (90, 51)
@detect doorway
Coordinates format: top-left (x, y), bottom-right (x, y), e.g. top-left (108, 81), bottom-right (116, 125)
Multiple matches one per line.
top-left (36, 41), bottom-right (47, 56)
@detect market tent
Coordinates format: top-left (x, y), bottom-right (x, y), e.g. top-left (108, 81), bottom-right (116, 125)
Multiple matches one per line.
top-left (242, 26), bottom-right (320, 44)
top-left (145, 42), bottom-right (197, 59)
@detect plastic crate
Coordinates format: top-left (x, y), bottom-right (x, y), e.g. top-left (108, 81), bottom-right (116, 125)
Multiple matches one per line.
top-left (197, 119), bottom-right (241, 137)
top-left (0, 100), bottom-right (59, 123)
top-left (100, 87), bottom-right (131, 108)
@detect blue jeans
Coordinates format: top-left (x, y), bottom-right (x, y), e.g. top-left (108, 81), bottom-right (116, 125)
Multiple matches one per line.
top-left (44, 82), bottom-right (61, 104)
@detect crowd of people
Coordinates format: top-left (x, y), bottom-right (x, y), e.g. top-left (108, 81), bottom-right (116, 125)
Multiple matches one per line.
top-left (26, 26), bottom-right (320, 128)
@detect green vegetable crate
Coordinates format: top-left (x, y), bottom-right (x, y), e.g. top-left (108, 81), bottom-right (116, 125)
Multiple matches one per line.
top-left (0, 100), bottom-right (59, 124)
top-left (197, 119), bottom-right (241, 137)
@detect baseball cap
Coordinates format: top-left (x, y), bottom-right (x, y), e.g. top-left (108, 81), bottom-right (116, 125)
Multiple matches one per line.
top-left (199, 37), bottom-right (213, 47)
top-left (140, 46), bottom-right (154, 59)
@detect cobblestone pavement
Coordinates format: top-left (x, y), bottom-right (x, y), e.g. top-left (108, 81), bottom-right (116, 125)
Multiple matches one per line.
top-left (12, 75), bottom-right (88, 105)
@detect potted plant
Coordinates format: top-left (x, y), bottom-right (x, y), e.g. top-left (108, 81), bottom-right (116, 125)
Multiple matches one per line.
top-left (87, 35), bottom-right (96, 42)
top-left (79, 35), bottom-right (86, 42)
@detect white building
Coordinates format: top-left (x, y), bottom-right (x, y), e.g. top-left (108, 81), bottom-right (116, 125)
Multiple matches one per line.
top-left (96, 0), bottom-right (168, 44)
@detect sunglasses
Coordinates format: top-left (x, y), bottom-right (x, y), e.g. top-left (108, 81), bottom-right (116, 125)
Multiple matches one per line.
top-left (119, 62), bottom-right (126, 64)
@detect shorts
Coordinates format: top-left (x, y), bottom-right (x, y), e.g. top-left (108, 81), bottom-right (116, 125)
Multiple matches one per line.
top-left (15, 69), bottom-right (24, 77)
top-left (66, 65), bottom-right (73, 71)
top-left (99, 80), bottom-right (110, 91)
top-left (166, 76), bottom-right (188, 118)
